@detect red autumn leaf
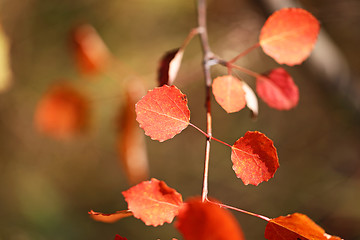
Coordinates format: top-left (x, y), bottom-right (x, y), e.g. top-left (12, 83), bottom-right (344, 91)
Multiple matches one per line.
top-left (122, 178), bottom-right (183, 226)
top-left (71, 24), bottom-right (111, 75)
top-left (135, 85), bottom-right (190, 142)
top-left (34, 83), bottom-right (90, 139)
top-left (88, 210), bottom-right (133, 223)
top-left (259, 8), bottom-right (320, 66)
top-left (114, 234), bottom-right (128, 240)
top-left (265, 213), bottom-right (343, 240)
top-left (176, 198), bottom-right (245, 240)
top-left (256, 68), bottom-right (299, 110)
top-left (212, 75), bottom-right (246, 113)
top-left (158, 48), bottom-right (184, 86)
top-left (231, 131), bottom-right (279, 186)
top-left (117, 81), bottom-right (149, 185)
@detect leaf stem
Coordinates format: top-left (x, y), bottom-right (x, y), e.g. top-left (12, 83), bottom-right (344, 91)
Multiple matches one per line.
top-left (189, 123), bottom-right (233, 148)
top-left (208, 200), bottom-right (271, 222)
top-left (197, 0), bottom-right (213, 202)
top-left (229, 43), bottom-right (260, 64)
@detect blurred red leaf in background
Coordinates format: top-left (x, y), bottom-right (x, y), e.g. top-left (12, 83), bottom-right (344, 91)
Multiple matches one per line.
top-left (71, 24), bottom-right (111, 75)
top-left (34, 83), bottom-right (90, 139)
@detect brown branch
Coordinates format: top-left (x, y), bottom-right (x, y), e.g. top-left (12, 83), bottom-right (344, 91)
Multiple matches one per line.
top-left (197, 0), bottom-right (213, 202)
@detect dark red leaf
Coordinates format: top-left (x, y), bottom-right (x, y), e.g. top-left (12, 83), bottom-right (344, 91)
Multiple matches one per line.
top-left (231, 131), bottom-right (279, 186)
top-left (176, 198), bottom-right (244, 240)
top-left (34, 83), bottom-right (90, 139)
top-left (88, 210), bottom-right (133, 223)
top-left (122, 178), bottom-right (183, 226)
top-left (212, 75), bottom-right (246, 113)
top-left (265, 213), bottom-right (343, 240)
top-left (114, 234), bottom-right (128, 240)
top-left (135, 85), bottom-right (190, 142)
top-left (256, 68), bottom-right (299, 110)
top-left (158, 48), bottom-right (184, 86)
top-left (259, 8), bottom-right (320, 66)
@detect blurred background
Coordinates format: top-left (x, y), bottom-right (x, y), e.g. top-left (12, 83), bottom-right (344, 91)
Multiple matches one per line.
top-left (0, 0), bottom-right (359, 239)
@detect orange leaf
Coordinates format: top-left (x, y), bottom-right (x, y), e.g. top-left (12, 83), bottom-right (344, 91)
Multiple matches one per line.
top-left (265, 213), bottom-right (343, 240)
top-left (259, 8), bottom-right (320, 66)
top-left (122, 178), bottom-right (183, 226)
top-left (256, 68), bottom-right (299, 110)
top-left (231, 131), bottom-right (279, 186)
top-left (88, 210), bottom-right (133, 223)
top-left (135, 85), bottom-right (190, 142)
top-left (212, 75), bottom-right (246, 113)
top-left (117, 81), bottom-right (149, 185)
top-left (34, 83), bottom-right (90, 139)
top-left (158, 48), bottom-right (184, 86)
top-left (176, 198), bottom-right (244, 240)
top-left (71, 24), bottom-right (111, 75)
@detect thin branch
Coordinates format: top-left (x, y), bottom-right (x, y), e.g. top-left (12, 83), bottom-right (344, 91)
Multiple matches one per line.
top-left (197, 0), bottom-right (213, 202)
top-left (229, 43), bottom-right (260, 64)
top-left (209, 200), bottom-right (271, 222)
top-left (189, 123), bottom-right (233, 148)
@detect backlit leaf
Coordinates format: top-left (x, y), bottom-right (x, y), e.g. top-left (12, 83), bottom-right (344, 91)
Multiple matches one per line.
top-left (256, 68), bottom-right (299, 110)
top-left (176, 198), bottom-right (244, 240)
top-left (212, 75), bottom-right (246, 113)
top-left (34, 83), bottom-right (90, 139)
top-left (122, 178), bottom-right (183, 226)
top-left (242, 81), bottom-right (258, 118)
top-left (259, 8), bottom-right (320, 66)
top-left (135, 85), bottom-right (190, 142)
top-left (265, 213), bottom-right (343, 240)
top-left (88, 210), bottom-right (133, 223)
top-left (117, 81), bottom-right (149, 185)
top-left (71, 24), bottom-right (111, 75)
top-left (231, 131), bottom-right (279, 186)
top-left (158, 48), bottom-right (184, 86)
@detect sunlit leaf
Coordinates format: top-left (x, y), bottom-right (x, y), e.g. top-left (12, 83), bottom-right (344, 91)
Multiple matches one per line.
top-left (265, 213), bottom-right (343, 240)
top-left (34, 83), bottom-right (90, 139)
top-left (158, 48), bottom-right (184, 86)
top-left (117, 81), bottom-right (149, 185)
top-left (122, 178), bottom-right (183, 226)
top-left (231, 131), bottom-right (279, 186)
top-left (242, 81), bottom-right (258, 118)
top-left (259, 8), bottom-right (320, 66)
top-left (176, 198), bottom-right (244, 240)
top-left (256, 68), bottom-right (299, 110)
top-left (71, 24), bottom-right (111, 75)
top-left (212, 75), bottom-right (246, 113)
top-left (88, 210), bottom-right (133, 223)
top-left (135, 85), bottom-right (190, 142)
